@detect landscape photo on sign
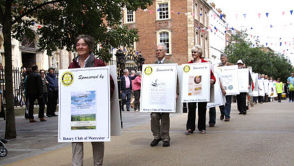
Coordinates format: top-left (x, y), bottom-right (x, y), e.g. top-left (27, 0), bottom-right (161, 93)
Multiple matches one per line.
top-left (71, 91), bottom-right (97, 130)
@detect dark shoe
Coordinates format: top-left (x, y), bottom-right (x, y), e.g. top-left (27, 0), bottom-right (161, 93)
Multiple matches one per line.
top-left (162, 141), bottom-right (170, 147)
top-left (185, 129), bottom-right (193, 135)
top-left (220, 115), bottom-right (224, 120)
top-left (29, 119), bottom-right (37, 123)
top-left (127, 110), bottom-right (130, 111)
top-left (209, 123), bottom-right (215, 127)
top-left (47, 114), bottom-right (52, 117)
top-left (150, 138), bottom-right (161, 147)
top-left (52, 114), bottom-right (58, 116)
top-left (224, 117), bottom-right (230, 122)
top-left (40, 118), bottom-right (46, 122)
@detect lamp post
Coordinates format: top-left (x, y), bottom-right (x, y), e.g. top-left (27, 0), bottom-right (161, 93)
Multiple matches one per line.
top-left (115, 49), bottom-right (125, 128)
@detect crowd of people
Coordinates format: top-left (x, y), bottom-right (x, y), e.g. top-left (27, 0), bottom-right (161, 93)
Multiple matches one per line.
top-left (15, 34), bottom-right (293, 166)
top-left (20, 65), bottom-right (58, 122)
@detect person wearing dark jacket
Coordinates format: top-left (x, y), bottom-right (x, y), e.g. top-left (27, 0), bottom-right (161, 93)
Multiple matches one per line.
top-left (26, 65), bottom-right (46, 122)
top-left (46, 68), bottom-right (58, 117)
top-left (120, 69), bottom-right (132, 111)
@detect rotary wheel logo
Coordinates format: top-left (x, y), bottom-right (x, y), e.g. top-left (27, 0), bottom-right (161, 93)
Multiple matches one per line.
top-left (61, 72), bottom-right (74, 86)
top-left (144, 66), bottom-right (153, 75)
top-left (183, 65), bottom-right (190, 73)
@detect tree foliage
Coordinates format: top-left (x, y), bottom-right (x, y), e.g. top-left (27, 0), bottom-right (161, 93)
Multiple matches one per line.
top-left (225, 32), bottom-right (293, 82)
top-left (0, 0), bottom-right (152, 138)
top-left (10, 0), bottom-right (152, 61)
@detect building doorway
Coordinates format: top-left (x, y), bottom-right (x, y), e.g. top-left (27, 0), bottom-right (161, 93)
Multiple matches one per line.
top-left (21, 52), bottom-right (36, 68)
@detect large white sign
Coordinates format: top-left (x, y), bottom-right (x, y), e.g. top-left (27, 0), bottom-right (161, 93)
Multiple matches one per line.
top-left (181, 63), bottom-right (211, 102)
top-left (140, 64), bottom-right (177, 113)
top-left (251, 73), bottom-right (259, 97)
top-left (238, 68), bottom-right (249, 93)
top-left (218, 65), bottom-right (240, 95)
top-left (58, 67), bottom-right (111, 142)
top-left (207, 67), bottom-right (226, 108)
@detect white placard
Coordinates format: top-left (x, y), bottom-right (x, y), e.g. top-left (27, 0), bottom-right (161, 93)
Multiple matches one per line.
top-left (109, 65), bottom-right (121, 136)
top-left (251, 73), bottom-right (259, 97)
top-left (140, 64), bottom-right (177, 113)
top-left (218, 65), bottom-right (240, 95)
top-left (207, 67), bottom-right (226, 108)
top-left (258, 78), bottom-right (265, 96)
top-left (58, 67), bottom-right (110, 142)
top-left (181, 63), bottom-right (211, 102)
top-left (263, 79), bottom-right (269, 95)
top-left (238, 68), bottom-right (249, 93)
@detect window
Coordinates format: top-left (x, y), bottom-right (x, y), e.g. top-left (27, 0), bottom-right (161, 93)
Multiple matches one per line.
top-left (157, 30), bottom-right (172, 54)
top-left (124, 9), bottom-right (135, 23)
top-left (157, 2), bottom-right (170, 20)
top-left (195, 3), bottom-right (198, 20)
top-left (204, 12), bottom-right (207, 26)
top-left (200, 8), bottom-right (203, 24)
top-left (127, 10), bottom-right (134, 22)
top-left (195, 31), bottom-right (199, 45)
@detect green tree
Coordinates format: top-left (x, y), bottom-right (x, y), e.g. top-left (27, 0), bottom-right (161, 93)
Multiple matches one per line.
top-left (225, 32), bottom-right (293, 82)
top-left (0, 0), bottom-right (152, 139)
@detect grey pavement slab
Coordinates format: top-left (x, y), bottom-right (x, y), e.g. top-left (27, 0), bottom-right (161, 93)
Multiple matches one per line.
top-left (1, 101), bottom-right (294, 166)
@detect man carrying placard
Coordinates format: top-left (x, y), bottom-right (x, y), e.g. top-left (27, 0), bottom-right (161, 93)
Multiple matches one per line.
top-left (150, 43), bottom-right (173, 147)
top-left (236, 60), bottom-right (248, 115)
top-left (218, 54), bottom-right (234, 121)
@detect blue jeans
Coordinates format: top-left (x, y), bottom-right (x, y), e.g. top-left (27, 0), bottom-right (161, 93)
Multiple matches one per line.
top-left (121, 89), bottom-right (131, 111)
top-left (223, 95), bottom-right (232, 118)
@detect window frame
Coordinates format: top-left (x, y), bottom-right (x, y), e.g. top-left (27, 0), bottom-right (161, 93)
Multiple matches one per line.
top-left (157, 30), bottom-right (172, 55)
top-left (124, 9), bottom-right (135, 24)
top-left (156, 1), bottom-right (171, 20)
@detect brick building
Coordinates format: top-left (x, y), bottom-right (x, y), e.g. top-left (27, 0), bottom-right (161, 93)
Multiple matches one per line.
top-left (123, 0), bottom-right (212, 65)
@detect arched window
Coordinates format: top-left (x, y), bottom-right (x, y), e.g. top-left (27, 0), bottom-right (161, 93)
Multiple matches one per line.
top-left (157, 30), bottom-right (172, 54)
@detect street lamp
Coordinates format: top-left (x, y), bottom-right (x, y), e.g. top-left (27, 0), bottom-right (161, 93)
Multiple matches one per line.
top-left (115, 49), bottom-right (125, 128)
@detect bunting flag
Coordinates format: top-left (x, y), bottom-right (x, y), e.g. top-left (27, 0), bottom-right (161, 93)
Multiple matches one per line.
top-left (266, 12), bottom-right (269, 17)
top-left (282, 11), bottom-right (285, 15)
top-left (220, 14), bottom-right (223, 19)
top-left (258, 13), bottom-right (261, 18)
top-left (291, 10), bottom-right (293, 15)
top-left (243, 14), bottom-right (246, 18)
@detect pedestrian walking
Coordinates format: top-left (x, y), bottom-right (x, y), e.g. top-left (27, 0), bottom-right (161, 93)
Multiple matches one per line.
top-left (150, 43), bottom-right (173, 147)
top-left (40, 70), bottom-right (48, 107)
top-left (68, 34), bottom-right (114, 166)
top-left (185, 45), bottom-right (215, 134)
top-left (46, 68), bottom-right (58, 117)
top-left (132, 71), bottom-right (141, 111)
top-left (258, 74), bottom-right (265, 103)
top-left (21, 66), bottom-right (30, 119)
top-left (25, 65), bottom-right (46, 122)
top-left (120, 69), bottom-right (132, 111)
top-left (264, 75), bottom-right (270, 102)
top-left (236, 60), bottom-right (248, 115)
top-left (287, 72), bottom-right (294, 102)
top-left (218, 53), bottom-right (233, 121)
top-left (276, 78), bottom-right (283, 102)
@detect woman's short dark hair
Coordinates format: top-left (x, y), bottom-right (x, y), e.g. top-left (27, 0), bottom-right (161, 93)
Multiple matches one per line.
top-left (76, 34), bottom-right (95, 52)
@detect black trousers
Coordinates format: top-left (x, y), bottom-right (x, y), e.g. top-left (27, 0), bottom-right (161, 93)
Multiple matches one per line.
top-left (209, 107), bottom-right (216, 125)
top-left (237, 93), bottom-right (247, 114)
top-left (28, 94), bottom-right (45, 119)
top-left (258, 96), bottom-right (264, 103)
top-left (289, 91), bottom-right (294, 102)
top-left (133, 90), bottom-right (140, 110)
top-left (278, 93), bottom-right (282, 102)
top-left (47, 91), bottom-right (58, 116)
top-left (187, 102), bottom-right (207, 131)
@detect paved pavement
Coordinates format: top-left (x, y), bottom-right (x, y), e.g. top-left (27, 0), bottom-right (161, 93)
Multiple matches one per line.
top-left (1, 101), bottom-right (294, 166)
